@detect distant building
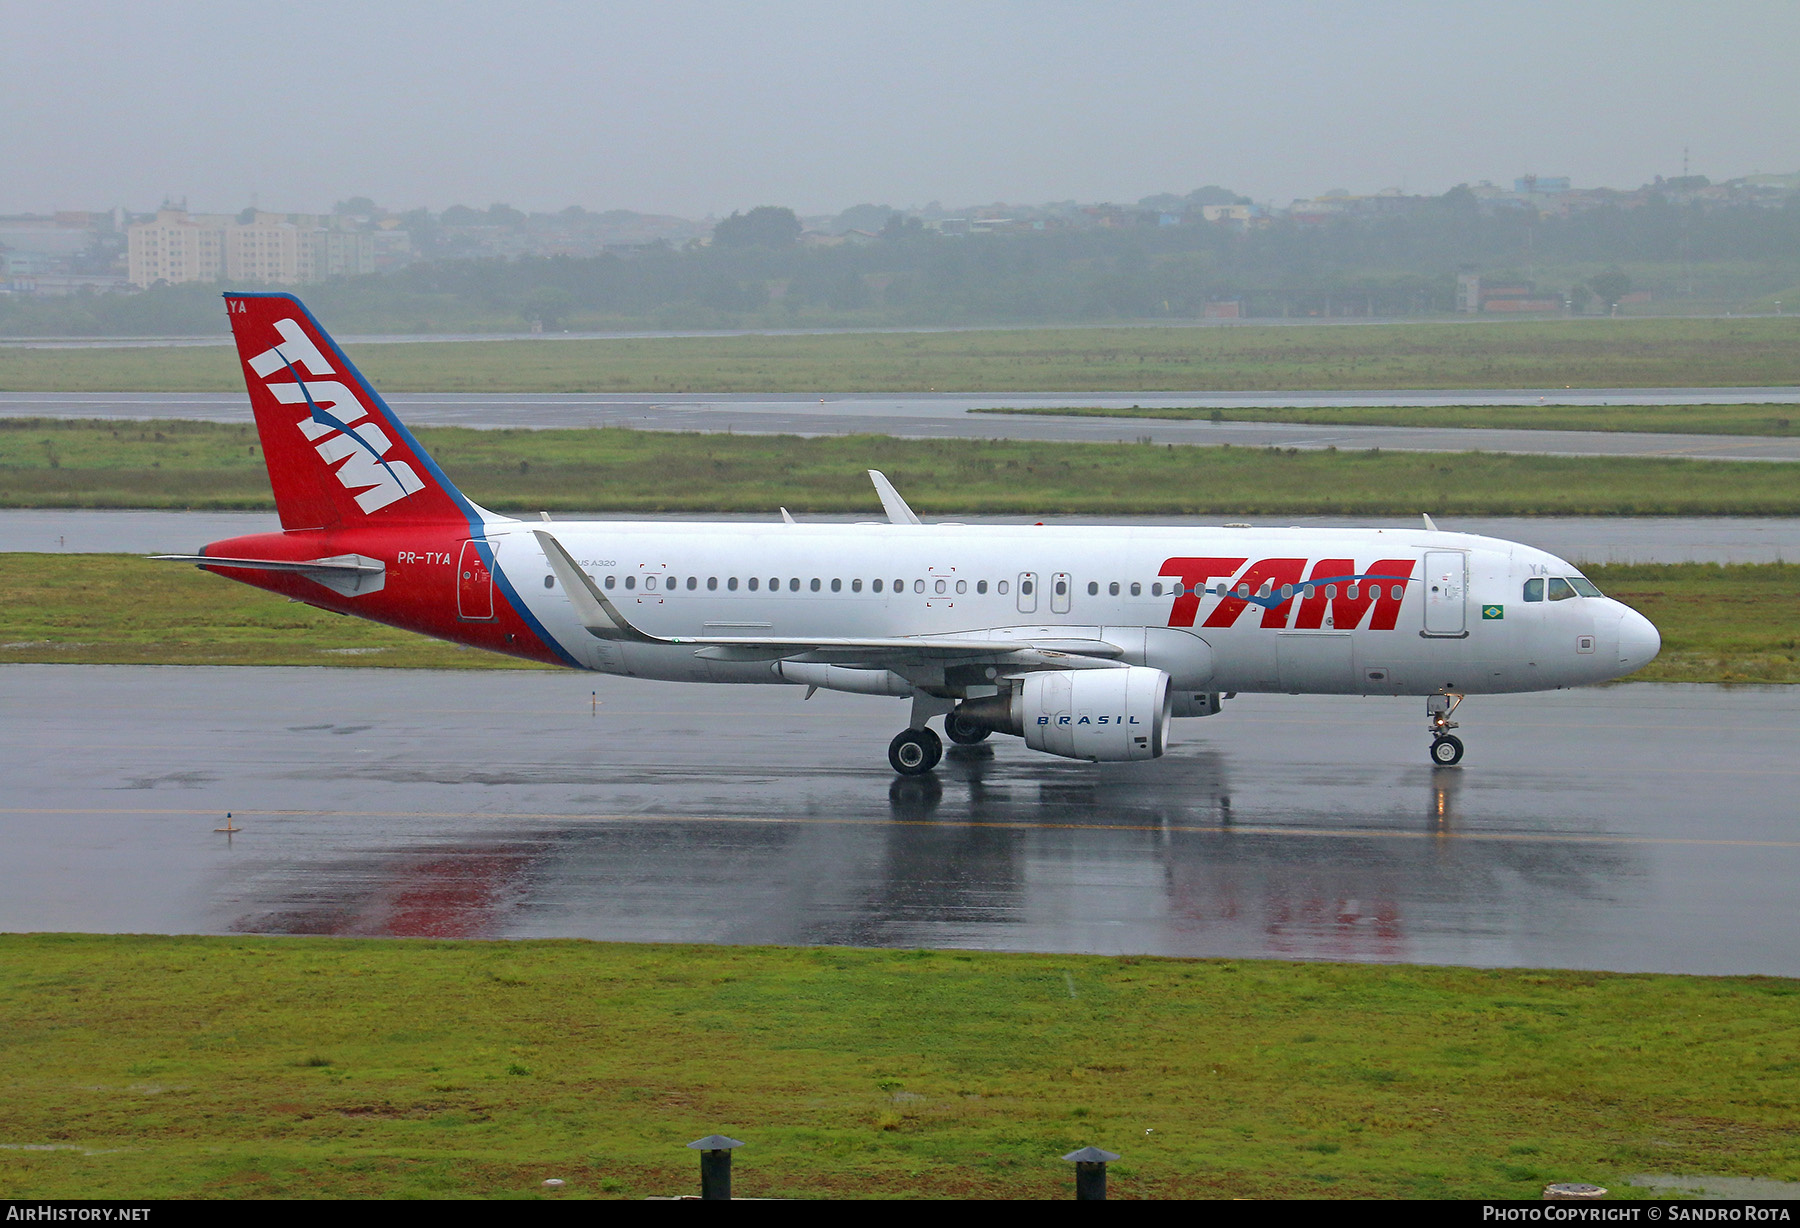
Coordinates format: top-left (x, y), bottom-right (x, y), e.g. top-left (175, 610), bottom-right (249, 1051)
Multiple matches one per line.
top-left (0, 212), bottom-right (127, 294)
top-left (128, 210), bottom-right (230, 286)
top-left (128, 209), bottom-right (380, 288)
top-left (1288, 189), bottom-right (1430, 224)
top-left (1456, 271), bottom-right (1482, 313)
top-left (1457, 271), bottom-right (1560, 313)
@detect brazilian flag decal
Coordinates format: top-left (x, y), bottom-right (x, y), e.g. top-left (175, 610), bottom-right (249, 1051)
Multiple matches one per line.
top-left (1482, 604), bottom-right (1505, 620)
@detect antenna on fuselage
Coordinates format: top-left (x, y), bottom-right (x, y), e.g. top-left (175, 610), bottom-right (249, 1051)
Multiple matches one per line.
top-left (1422, 513), bottom-right (1439, 532)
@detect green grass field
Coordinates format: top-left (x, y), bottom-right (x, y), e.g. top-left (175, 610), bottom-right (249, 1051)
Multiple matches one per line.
top-left (4, 419), bottom-right (1799, 516)
top-left (0, 555), bottom-right (1792, 683)
top-left (2, 934), bottom-right (1796, 1199)
top-left (5, 316), bottom-right (1800, 393)
top-left (977, 402), bottom-right (1800, 436)
top-left (0, 553), bottom-right (541, 669)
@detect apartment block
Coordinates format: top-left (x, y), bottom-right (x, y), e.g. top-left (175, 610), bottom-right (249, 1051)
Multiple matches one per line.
top-left (128, 210), bottom-right (379, 288)
top-left (127, 210), bottom-right (230, 287)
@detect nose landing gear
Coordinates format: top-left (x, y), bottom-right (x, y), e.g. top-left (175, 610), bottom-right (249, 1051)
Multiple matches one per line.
top-left (1428, 693), bottom-right (1464, 766)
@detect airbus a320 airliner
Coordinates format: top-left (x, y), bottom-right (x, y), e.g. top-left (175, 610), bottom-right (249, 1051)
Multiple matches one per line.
top-left (158, 293), bottom-right (1661, 775)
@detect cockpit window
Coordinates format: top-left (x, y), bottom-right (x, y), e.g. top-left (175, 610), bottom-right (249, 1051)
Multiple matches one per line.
top-left (1547, 577), bottom-right (1577, 601)
top-left (1569, 576), bottom-right (1604, 598)
top-left (1523, 578), bottom-right (1544, 602)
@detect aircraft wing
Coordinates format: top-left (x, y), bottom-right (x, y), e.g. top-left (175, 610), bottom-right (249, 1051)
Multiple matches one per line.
top-left (532, 530), bottom-right (1123, 666)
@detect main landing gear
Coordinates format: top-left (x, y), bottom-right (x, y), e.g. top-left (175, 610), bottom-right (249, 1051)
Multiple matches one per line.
top-left (889, 727), bottom-right (943, 776)
top-left (1428, 693), bottom-right (1465, 766)
top-left (945, 711), bottom-right (992, 745)
top-left (889, 695), bottom-right (957, 776)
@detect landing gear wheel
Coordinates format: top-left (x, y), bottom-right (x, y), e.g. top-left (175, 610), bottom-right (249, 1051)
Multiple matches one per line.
top-left (1430, 735), bottom-right (1465, 766)
top-left (889, 727), bottom-right (943, 775)
top-left (945, 712), bottom-right (991, 745)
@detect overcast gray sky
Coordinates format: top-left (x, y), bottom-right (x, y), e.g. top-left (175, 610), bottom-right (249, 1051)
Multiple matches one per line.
top-left (7, 1), bottom-right (1797, 217)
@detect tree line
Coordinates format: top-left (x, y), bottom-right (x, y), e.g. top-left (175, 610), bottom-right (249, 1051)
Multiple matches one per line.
top-left (3, 192), bottom-right (1796, 335)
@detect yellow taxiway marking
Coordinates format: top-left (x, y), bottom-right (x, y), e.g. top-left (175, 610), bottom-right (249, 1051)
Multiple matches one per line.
top-left (4, 807), bottom-right (1800, 850)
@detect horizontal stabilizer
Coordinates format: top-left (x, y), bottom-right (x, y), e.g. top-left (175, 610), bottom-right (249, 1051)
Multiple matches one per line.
top-left (152, 553), bottom-right (386, 597)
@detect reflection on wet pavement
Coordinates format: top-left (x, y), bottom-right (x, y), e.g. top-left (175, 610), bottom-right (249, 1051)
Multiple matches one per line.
top-left (3, 665), bottom-right (1797, 974)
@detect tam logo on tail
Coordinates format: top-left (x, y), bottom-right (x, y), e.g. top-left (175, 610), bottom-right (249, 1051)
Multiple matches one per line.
top-left (224, 293), bottom-right (467, 530)
top-left (247, 317), bottom-right (425, 514)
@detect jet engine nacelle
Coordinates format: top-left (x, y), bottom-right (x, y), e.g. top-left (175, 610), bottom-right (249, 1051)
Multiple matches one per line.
top-left (960, 665), bottom-right (1172, 762)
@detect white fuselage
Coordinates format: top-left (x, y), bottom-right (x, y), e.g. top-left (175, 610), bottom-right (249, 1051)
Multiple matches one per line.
top-left (486, 519), bottom-right (1660, 700)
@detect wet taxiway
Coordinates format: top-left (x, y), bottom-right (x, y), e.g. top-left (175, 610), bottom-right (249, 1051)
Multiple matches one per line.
top-left (4, 665), bottom-right (1797, 975)
top-left (4, 390), bottom-right (1799, 461)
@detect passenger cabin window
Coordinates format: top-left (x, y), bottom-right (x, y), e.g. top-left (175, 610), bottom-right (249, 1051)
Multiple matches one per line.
top-left (604, 575), bottom-right (616, 589)
top-left (998, 580), bottom-right (1009, 595)
top-left (727, 577), bottom-right (738, 591)
top-left (977, 580), bottom-right (988, 594)
top-left (852, 579), bottom-right (863, 592)
top-left (748, 577), bottom-right (759, 591)
top-left (830, 578), bottom-right (841, 592)
top-left (1548, 577), bottom-right (1577, 601)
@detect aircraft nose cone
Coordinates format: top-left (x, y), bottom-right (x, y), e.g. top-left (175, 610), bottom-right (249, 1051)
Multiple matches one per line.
top-left (1616, 606), bottom-right (1660, 673)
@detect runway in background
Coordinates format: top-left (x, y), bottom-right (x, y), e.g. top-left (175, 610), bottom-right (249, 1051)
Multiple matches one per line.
top-left (5, 390), bottom-right (1799, 461)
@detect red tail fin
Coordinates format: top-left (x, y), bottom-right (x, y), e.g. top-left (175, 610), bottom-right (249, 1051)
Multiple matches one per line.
top-left (224, 292), bottom-right (470, 531)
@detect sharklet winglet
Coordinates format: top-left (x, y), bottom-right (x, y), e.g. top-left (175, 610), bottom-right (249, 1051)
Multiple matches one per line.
top-left (868, 470), bottom-right (922, 525)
